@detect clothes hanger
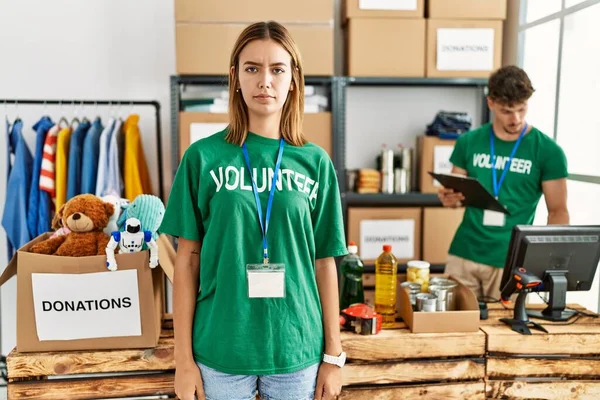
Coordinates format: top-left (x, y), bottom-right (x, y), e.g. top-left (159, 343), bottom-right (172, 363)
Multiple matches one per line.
top-left (81, 100), bottom-right (89, 124)
top-left (58, 101), bottom-right (70, 128)
top-left (71, 100), bottom-right (81, 127)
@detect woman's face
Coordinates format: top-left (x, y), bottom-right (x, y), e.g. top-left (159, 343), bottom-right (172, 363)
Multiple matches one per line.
top-left (234, 39), bottom-right (294, 118)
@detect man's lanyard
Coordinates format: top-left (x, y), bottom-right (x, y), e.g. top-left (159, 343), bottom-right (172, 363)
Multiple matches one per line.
top-left (490, 124), bottom-right (528, 198)
top-left (242, 138), bottom-right (285, 264)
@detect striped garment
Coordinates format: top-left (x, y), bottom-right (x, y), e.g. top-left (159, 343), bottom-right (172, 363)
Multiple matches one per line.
top-left (39, 124), bottom-right (60, 197)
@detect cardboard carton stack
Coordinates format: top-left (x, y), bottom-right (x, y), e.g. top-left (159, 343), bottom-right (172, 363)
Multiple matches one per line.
top-left (174, 0), bottom-right (334, 76)
top-left (344, 0), bottom-right (426, 77)
top-left (426, 0), bottom-right (507, 77)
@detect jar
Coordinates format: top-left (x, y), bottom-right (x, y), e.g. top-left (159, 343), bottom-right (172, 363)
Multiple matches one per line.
top-left (406, 260), bottom-right (431, 292)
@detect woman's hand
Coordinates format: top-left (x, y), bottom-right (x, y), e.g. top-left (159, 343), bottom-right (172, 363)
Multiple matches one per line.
top-left (314, 362), bottom-right (342, 400)
top-left (175, 360), bottom-right (205, 400)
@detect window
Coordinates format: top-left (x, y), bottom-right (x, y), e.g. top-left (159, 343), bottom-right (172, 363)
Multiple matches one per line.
top-left (521, 20), bottom-right (560, 137)
top-left (523, 0), bottom-right (562, 23)
top-left (556, 2), bottom-right (600, 176)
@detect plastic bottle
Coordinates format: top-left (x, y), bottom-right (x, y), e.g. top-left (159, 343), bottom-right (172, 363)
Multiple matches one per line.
top-left (339, 241), bottom-right (365, 311)
top-left (375, 244), bottom-right (398, 328)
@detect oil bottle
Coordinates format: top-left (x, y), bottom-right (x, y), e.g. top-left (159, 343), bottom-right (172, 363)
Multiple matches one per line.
top-left (375, 244), bottom-right (398, 328)
top-left (339, 241), bottom-right (365, 310)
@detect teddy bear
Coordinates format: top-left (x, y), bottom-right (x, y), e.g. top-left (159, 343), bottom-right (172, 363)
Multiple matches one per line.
top-left (30, 194), bottom-right (114, 257)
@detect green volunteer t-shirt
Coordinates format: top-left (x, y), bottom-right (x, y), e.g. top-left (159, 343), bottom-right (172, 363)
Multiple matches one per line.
top-left (448, 123), bottom-right (568, 268)
top-left (160, 129), bottom-right (347, 375)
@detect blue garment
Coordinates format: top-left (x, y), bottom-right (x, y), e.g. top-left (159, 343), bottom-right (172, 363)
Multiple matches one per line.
top-left (66, 120), bottom-right (91, 200)
top-left (27, 116), bottom-right (54, 238)
top-left (80, 118), bottom-right (104, 194)
top-left (2, 120), bottom-right (33, 260)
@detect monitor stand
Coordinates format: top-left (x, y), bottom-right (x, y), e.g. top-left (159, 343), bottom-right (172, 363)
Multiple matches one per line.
top-left (500, 290), bottom-right (548, 335)
top-left (527, 271), bottom-right (577, 322)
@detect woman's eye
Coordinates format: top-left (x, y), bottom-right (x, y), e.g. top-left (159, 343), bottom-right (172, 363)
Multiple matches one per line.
top-left (245, 67), bottom-right (258, 73)
top-left (273, 68), bottom-right (285, 74)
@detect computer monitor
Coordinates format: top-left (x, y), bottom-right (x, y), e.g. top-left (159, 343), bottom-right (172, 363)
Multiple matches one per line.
top-left (500, 225), bottom-right (600, 322)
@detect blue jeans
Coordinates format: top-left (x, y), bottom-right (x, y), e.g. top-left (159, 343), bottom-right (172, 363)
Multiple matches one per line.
top-left (196, 362), bottom-right (320, 400)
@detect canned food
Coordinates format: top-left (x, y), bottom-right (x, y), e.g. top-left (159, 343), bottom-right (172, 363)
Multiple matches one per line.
top-left (401, 281), bottom-right (422, 309)
top-left (429, 281), bottom-right (458, 310)
top-left (406, 260), bottom-right (431, 292)
top-left (430, 277), bottom-right (454, 286)
top-left (416, 293), bottom-right (437, 312)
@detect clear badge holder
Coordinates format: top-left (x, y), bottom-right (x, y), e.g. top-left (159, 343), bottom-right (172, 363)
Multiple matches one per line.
top-left (246, 263), bottom-right (286, 298)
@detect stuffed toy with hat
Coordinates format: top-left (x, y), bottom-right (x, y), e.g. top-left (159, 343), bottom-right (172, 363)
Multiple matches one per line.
top-left (31, 194), bottom-right (114, 257)
top-left (117, 194), bottom-right (165, 245)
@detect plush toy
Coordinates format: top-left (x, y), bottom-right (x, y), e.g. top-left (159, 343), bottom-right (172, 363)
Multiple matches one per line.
top-left (101, 194), bottom-right (130, 235)
top-left (117, 194), bottom-right (165, 243)
top-left (31, 194), bottom-right (114, 257)
top-left (105, 217), bottom-right (159, 271)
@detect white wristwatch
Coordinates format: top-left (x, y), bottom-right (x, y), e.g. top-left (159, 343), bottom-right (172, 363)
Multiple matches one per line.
top-left (323, 351), bottom-right (346, 368)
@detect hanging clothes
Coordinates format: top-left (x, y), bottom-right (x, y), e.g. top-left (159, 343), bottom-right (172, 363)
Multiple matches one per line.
top-left (2, 119), bottom-right (33, 259)
top-left (95, 118), bottom-right (115, 197)
top-left (81, 117), bottom-right (103, 195)
top-left (123, 114), bottom-right (153, 201)
top-left (27, 116), bottom-right (54, 238)
top-left (66, 119), bottom-right (91, 200)
top-left (55, 125), bottom-right (73, 210)
top-left (39, 124), bottom-right (61, 199)
top-left (105, 119), bottom-right (123, 197)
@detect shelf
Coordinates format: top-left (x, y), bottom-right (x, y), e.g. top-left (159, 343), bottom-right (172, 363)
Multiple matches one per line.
top-left (344, 192), bottom-right (442, 207)
top-left (345, 76), bottom-right (488, 87)
top-left (362, 263), bottom-right (446, 275)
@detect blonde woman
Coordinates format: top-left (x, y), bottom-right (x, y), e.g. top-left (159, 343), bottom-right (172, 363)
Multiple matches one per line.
top-left (161, 21), bottom-right (347, 400)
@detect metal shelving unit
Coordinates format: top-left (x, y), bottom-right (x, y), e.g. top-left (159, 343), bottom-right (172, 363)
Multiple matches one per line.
top-left (345, 192), bottom-right (441, 207)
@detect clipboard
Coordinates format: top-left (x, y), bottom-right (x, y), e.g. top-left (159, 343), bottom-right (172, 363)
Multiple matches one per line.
top-left (429, 172), bottom-right (510, 215)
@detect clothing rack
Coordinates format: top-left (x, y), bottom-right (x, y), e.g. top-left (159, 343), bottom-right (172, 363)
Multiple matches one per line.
top-left (2, 99), bottom-right (164, 200)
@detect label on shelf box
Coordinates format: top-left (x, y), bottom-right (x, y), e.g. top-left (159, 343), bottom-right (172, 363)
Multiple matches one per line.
top-left (31, 270), bottom-right (142, 341)
top-left (436, 28), bottom-right (495, 71)
top-left (433, 145), bottom-right (455, 187)
top-left (359, 0), bottom-right (417, 11)
top-left (360, 219), bottom-right (415, 260)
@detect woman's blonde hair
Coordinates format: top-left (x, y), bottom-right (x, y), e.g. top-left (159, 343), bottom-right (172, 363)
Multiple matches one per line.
top-left (226, 21), bottom-right (306, 147)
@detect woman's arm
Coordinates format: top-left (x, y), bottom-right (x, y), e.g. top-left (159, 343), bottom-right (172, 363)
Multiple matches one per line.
top-left (173, 238), bottom-right (202, 365)
top-left (315, 256), bottom-right (343, 356)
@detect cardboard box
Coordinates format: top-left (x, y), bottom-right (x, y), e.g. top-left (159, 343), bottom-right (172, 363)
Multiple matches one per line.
top-left (418, 136), bottom-right (457, 193)
top-left (347, 18), bottom-right (426, 77)
top-left (344, 0), bottom-right (424, 19)
top-left (423, 207), bottom-right (464, 264)
top-left (400, 275), bottom-right (480, 333)
top-left (175, 0), bottom-right (334, 23)
top-left (0, 234), bottom-right (174, 353)
top-left (426, 19), bottom-right (503, 78)
top-left (347, 207), bottom-right (422, 265)
top-left (179, 112), bottom-right (333, 160)
top-left (176, 23), bottom-right (334, 76)
top-left (427, 0), bottom-right (507, 20)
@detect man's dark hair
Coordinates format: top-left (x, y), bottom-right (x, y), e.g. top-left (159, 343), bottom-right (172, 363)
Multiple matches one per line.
top-left (488, 66), bottom-right (535, 106)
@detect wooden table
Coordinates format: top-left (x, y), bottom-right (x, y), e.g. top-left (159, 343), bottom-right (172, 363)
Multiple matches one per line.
top-left (6, 318), bottom-right (176, 400)
top-left (7, 303), bottom-right (600, 400)
top-left (482, 303), bottom-right (600, 399)
top-left (340, 321), bottom-right (486, 399)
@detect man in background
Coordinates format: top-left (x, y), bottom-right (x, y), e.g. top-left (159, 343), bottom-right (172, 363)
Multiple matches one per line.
top-left (439, 65), bottom-right (570, 300)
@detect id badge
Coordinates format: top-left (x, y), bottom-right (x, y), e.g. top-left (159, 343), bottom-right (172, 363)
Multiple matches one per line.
top-left (246, 263), bottom-right (286, 298)
top-left (483, 210), bottom-right (505, 227)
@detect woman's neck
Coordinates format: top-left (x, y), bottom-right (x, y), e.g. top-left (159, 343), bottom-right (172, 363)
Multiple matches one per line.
top-left (248, 113), bottom-right (282, 140)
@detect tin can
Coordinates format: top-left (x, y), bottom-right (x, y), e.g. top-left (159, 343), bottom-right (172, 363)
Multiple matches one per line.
top-left (416, 293), bottom-right (437, 312)
top-left (429, 281), bottom-right (458, 310)
top-left (428, 284), bottom-right (450, 311)
top-left (401, 281), bottom-right (421, 309)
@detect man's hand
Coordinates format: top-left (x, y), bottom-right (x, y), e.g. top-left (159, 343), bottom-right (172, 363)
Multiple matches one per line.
top-left (438, 187), bottom-right (465, 208)
top-left (314, 363), bottom-right (342, 400)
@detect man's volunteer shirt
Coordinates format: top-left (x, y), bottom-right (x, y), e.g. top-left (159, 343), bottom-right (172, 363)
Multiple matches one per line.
top-left (448, 123), bottom-right (568, 268)
top-left (160, 129), bottom-right (347, 375)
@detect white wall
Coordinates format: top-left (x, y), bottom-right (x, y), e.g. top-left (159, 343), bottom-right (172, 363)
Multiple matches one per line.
top-left (0, 0), bottom-right (176, 356)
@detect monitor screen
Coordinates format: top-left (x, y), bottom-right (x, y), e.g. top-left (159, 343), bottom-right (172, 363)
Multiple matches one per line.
top-left (501, 225), bottom-right (600, 293)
